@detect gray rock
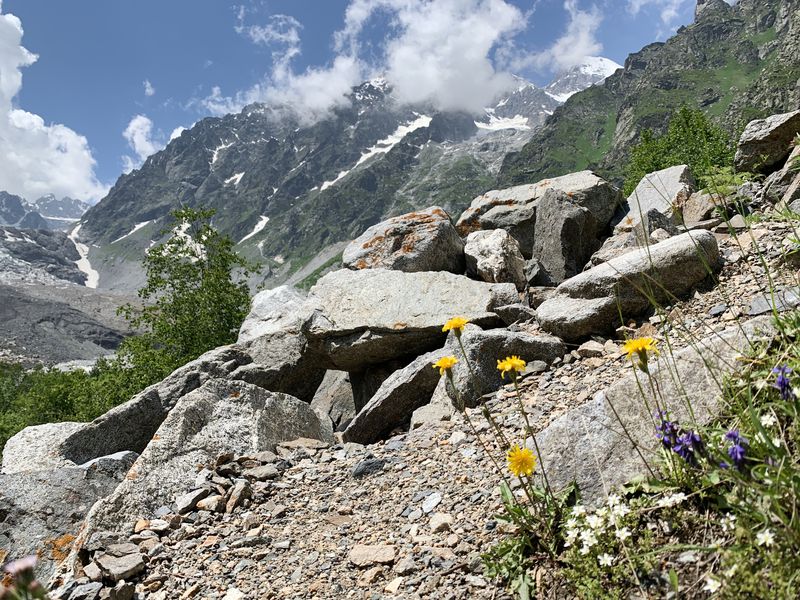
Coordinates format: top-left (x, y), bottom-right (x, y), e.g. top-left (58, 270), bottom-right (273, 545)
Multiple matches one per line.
top-left (302, 269), bottom-right (517, 371)
top-left (616, 165), bottom-right (695, 233)
top-left (342, 206), bottom-right (465, 274)
top-left (175, 488), bottom-right (210, 514)
top-left (442, 324), bottom-right (565, 407)
top-left (681, 192), bottom-right (721, 225)
top-left (69, 380), bottom-right (333, 546)
top-left (1, 422), bottom-right (85, 474)
top-left (734, 110), bottom-right (800, 174)
top-left (0, 465), bottom-right (124, 583)
top-left (342, 349), bottom-right (449, 444)
top-left (747, 288), bottom-right (800, 316)
top-left (68, 582), bottom-right (103, 600)
top-left (310, 371), bottom-right (356, 431)
top-left (456, 171), bottom-right (621, 258)
top-left (532, 189), bottom-right (599, 284)
top-left (590, 209), bottom-right (680, 266)
top-left (464, 229), bottom-right (527, 291)
top-left (242, 464), bottom-right (280, 481)
top-left (94, 550), bottom-right (144, 582)
top-left (537, 230), bottom-right (721, 341)
top-left (536, 317), bottom-right (774, 504)
top-left (57, 346), bottom-right (255, 465)
top-left (409, 379), bottom-right (456, 429)
top-left (493, 304), bottom-right (537, 326)
top-left (237, 285), bottom-right (308, 344)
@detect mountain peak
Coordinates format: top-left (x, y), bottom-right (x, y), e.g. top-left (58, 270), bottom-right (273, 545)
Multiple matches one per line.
top-left (695, 0), bottom-right (731, 21)
top-left (544, 56), bottom-right (622, 103)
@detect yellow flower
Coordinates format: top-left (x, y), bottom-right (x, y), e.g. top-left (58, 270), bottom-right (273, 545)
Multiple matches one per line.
top-left (432, 355), bottom-right (458, 376)
top-left (442, 316), bottom-right (469, 334)
top-left (497, 355), bottom-right (526, 379)
top-left (507, 445), bottom-right (536, 477)
top-left (622, 337), bottom-right (658, 358)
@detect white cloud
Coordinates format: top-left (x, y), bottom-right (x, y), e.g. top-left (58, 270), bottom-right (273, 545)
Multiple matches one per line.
top-left (503, 0), bottom-right (602, 73)
top-left (0, 7), bottom-right (107, 202)
top-left (627, 0), bottom-right (687, 24)
top-left (143, 79), bottom-right (155, 97)
top-left (201, 0), bottom-right (535, 121)
top-left (122, 114), bottom-right (162, 173)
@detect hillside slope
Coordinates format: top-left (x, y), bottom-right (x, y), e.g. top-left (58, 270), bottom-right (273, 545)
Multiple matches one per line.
top-left (499, 0), bottom-right (800, 187)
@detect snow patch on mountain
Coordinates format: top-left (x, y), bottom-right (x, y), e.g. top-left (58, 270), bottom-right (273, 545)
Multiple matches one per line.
top-left (239, 216), bottom-right (270, 244)
top-left (111, 221), bottom-right (152, 244)
top-left (545, 56), bottom-right (622, 102)
top-left (68, 224), bottom-right (99, 288)
top-left (475, 114), bottom-right (530, 131)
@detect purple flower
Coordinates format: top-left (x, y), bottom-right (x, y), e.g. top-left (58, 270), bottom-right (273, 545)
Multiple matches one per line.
top-left (725, 429), bottom-right (748, 469)
top-left (674, 430), bottom-right (703, 465)
top-left (655, 411), bottom-right (679, 450)
top-left (772, 365), bottom-right (794, 400)
top-left (3, 555), bottom-right (37, 576)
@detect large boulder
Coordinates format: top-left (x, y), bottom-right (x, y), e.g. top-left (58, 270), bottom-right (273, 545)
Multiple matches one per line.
top-left (302, 269), bottom-right (517, 371)
top-left (70, 380), bottom-right (332, 542)
top-left (464, 229), bottom-right (527, 291)
top-left (616, 165), bottom-right (694, 233)
top-left (237, 285), bottom-right (308, 344)
top-left (537, 230), bottom-right (721, 341)
top-left (536, 317), bottom-right (774, 504)
top-left (456, 171), bottom-right (621, 258)
top-left (342, 349), bottom-right (449, 444)
top-left (441, 324), bottom-right (565, 407)
top-left (342, 206), bottom-right (465, 273)
top-left (734, 110), bottom-right (800, 174)
top-left (2, 422), bottom-right (85, 474)
top-left (532, 189), bottom-right (600, 284)
top-left (0, 456), bottom-right (136, 583)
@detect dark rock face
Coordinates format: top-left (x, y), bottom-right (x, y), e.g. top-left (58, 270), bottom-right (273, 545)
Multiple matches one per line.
top-left (500, 0), bottom-right (800, 187)
top-left (0, 227), bottom-right (85, 285)
top-left (0, 285), bottom-right (126, 362)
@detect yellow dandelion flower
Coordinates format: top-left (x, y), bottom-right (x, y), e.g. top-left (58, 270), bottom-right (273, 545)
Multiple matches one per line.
top-left (497, 355), bottom-right (526, 379)
top-left (622, 337), bottom-right (658, 358)
top-left (507, 445), bottom-right (536, 477)
top-left (442, 316), bottom-right (469, 334)
top-left (432, 355), bottom-right (458, 376)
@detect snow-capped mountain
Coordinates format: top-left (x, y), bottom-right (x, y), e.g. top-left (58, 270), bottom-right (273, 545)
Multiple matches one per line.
top-left (545, 56), bottom-right (623, 103)
top-left (32, 194), bottom-right (90, 230)
top-left (77, 69), bottom-right (611, 292)
top-left (0, 192), bottom-right (48, 230)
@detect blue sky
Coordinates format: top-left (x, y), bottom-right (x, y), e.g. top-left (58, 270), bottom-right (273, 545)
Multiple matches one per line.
top-left (0, 0), bottom-right (703, 203)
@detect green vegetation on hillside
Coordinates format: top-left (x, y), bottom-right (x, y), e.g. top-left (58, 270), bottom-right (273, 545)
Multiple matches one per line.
top-left (623, 106), bottom-right (735, 195)
top-left (0, 208), bottom-right (256, 458)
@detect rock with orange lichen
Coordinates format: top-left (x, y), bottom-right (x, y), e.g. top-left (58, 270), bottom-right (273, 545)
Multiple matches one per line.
top-left (342, 206), bottom-right (465, 274)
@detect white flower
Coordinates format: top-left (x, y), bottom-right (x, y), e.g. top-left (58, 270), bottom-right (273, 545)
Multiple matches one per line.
top-left (596, 506), bottom-right (609, 519)
top-left (579, 543), bottom-right (592, 555)
top-left (773, 437), bottom-right (782, 448)
top-left (724, 564), bottom-right (739, 578)
top-left (571, 504), bottom-right (586, 517)
top-left (565, 517), bottom-right (579, 529)
top-left (657, 492), bottom-right (686, 508)
top-left (580, 530), bottom-right (597, 548)
top-left (564, 528), bottom-right (578, 547)
top-left (586, 514), bottom-right (605, 530)
top-left (615, 527), bottom-right (632, 542)
top-left (756, 529), bottom-right (775, 547)
top-left (760, 413), bottom-right (777, 427)
top-left (606, 493), bottom-right (621, 507)
top-left (703, 576), bottom-right (722, 593)
top-left (598, 553), bottom-right (614, 567)
top-left (721, 514), bottom-right (736, 532)
top-left (611, 503), bottom-right (630, 519)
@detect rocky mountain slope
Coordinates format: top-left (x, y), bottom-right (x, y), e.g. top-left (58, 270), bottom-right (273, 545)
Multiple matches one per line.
top-left (76, 64), bottom-right (617, 293)
top-left (499, 0), bottom-right (800, 187)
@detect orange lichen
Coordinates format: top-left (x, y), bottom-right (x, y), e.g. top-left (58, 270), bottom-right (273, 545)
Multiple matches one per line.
top-left (46, 534), bottom-right (77, 563)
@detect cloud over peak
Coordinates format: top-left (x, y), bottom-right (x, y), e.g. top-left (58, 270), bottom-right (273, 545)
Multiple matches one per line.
top-left (202, 0), bottom-right (606, 122)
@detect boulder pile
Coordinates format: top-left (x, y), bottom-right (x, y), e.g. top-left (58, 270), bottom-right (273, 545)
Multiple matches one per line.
top-left (2, 110), bottom-right (800, 596)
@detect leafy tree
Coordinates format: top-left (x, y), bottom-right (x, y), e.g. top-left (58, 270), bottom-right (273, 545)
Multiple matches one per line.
top-left (623, 106), bottom-right (735, 196)
top-left (117, 206), bottom-right (259, 382)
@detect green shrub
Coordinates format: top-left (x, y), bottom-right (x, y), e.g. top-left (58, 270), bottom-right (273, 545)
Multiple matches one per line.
top-left (623, 106), bottom-right (735, 196)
